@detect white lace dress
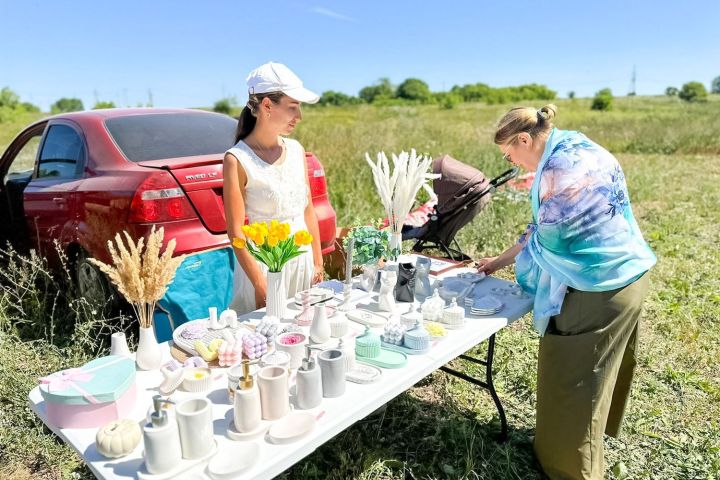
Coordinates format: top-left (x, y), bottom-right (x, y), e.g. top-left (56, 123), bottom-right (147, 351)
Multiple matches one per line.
top-left (226, 137), bottom-right (313, 314)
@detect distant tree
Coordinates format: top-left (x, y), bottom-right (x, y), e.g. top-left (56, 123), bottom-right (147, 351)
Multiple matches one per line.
top-left (0, 87), bottom-right (20, 108)
top-left (665, 87), bottom-right (679, 96)
top-left (51, 97), bottom-right (84, 114)
top-left (711, 76), bottom-right (720, 94)
top-left (678, 82), bottom-right (708, 102)
top-left (396, 78), bottom-right (432, 102)
top-left (93, 101), bottom-right (116, 109)
top-left (21, 102), bottom-right (40, 112)
top-left (434, 92), bottom-right (462, 109)
top-left (591, 88), bottom-right (613, 111)
top-left (359, 78), bottom-right (394, 103)
top-left (319, 90), bottom-right (359, 106)
top-left (212, 96), bottom-right (238, 114)
top-left (568, 91), bottom-right (576, 99)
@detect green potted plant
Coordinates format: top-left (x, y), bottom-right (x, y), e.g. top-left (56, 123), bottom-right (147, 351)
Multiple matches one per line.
top-left (343, 225), bottom-right (390, 291)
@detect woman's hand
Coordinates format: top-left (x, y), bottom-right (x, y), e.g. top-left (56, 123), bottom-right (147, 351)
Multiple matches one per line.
top-left (477, 256), bottom-right (500, 275)
top-left (254, 276), bottom-right (267, 310)
top-left (312, 263), bottom-right (325, 284)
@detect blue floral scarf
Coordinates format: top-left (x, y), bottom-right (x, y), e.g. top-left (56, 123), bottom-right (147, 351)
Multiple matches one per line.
top-left (515, 128), bottom-right (656, 335)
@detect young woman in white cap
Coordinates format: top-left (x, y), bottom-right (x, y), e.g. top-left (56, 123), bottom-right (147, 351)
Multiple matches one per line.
top-left (223, 62), bottom-right (323, 313)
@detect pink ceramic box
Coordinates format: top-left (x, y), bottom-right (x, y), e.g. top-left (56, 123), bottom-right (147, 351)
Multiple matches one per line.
top-left (39, 355), bottom-right (137, 429)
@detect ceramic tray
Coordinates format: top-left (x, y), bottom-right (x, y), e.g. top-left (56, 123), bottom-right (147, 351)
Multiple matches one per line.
top-left (356, 349), bottom-right (408, 369)
top-left (172, 318), bottom-right (255, 357)
top-left (137, 440), bottom-right (217, 480)
top-left (346, 363), bottom-right (382, 384)
top-left (345, 309), bottom-right (387, 327)
top-left (267, 411), bottom-right (317, 444)
top-left (380, 341), bottom-right (430, 355)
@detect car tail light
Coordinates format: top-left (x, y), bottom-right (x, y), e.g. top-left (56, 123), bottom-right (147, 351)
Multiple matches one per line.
top-left (129, 171), bottom-right (196, 223)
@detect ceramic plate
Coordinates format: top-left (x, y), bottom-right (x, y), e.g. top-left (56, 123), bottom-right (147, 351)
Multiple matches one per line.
top-left (267, 412), bottom-right (316, 444)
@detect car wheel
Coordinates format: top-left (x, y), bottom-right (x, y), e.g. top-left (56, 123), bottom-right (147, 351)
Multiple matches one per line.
top-left (76, 250), bottom-right (115, 310)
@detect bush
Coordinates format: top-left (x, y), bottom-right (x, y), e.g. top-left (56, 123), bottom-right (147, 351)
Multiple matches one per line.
top-left (711, 76), bottom-right (720, 94)
top-left (568, 91), bottom-right (576, 99)
top-left (591, 88), bottom-right (613, 111)
top-left (213, 98), bottom-right (233, 114)
top-left (665, 86), bottom-right (679, 96)
top-left (396, 78), bottom-right (432, 102)
top-left (319, 91), bottom-right (360, 106)
top-left (93, 101), bottom-right (116, 109)
top-left (51, 97), bottom-right (84, 114)
top-left (0, 87), bottom-right (20, 108)
top-left (679, 82), bottom-right (708, 102)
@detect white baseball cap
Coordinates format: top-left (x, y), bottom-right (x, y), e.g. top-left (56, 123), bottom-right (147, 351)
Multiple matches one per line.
top-left (246, 62), bottom-right (320, 104)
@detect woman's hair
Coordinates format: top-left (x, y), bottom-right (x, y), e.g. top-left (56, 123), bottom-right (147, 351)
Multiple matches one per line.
top-left (234, 92), bottom-right (285, 143)
top-left (494, 103), bottom-right (557, 145)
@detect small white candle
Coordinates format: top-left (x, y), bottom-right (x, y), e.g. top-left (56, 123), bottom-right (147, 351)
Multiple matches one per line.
top-left (345, 238), bottom-right (355, 284)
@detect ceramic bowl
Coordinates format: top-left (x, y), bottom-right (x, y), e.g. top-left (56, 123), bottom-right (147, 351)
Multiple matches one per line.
top-left (207, 441), bottom-right (259, 479)
top-left (182, 367), bottom-right (213, 392)
top-left (267, 411), bottom-right (316, 444)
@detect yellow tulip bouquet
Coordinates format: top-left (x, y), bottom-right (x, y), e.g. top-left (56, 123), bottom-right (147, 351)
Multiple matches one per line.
top-left (232, 220), bottom-right (313, 272)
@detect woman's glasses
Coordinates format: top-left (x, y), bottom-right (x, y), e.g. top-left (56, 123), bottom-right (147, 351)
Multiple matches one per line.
top-left (502, 144), bottom-right (512, 163)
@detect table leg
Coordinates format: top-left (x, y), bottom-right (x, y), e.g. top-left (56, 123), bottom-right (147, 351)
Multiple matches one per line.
top-left (439, 333), bottom-right (509, 441)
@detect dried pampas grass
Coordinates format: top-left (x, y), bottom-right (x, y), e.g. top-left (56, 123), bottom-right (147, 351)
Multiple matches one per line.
top-left (90, 227), bottom-right (186, 328)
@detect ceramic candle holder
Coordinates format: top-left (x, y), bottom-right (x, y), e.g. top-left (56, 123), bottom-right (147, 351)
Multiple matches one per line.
top-left (175, 398), bottom-right (214, 460)
top-left (276, 332), bottom-right (307, 369)
top-left (318, 349), bottom-right (346, 398)
top-left (258, 366), bottom-right (290, 420)
top-left (110, 332), bottom-right (131, 357)
top-left (182, 367), bottom-right (213, 393)
top-left (329, 316), bottom-right (349, 338)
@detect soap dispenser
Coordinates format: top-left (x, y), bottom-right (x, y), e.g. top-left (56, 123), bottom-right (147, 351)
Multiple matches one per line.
top-left (295, 345), bottom-right (322, 409)
top-left (233, 360), bottom-right (262, 433)
top-left (143, 395), bottom-right (181, 475)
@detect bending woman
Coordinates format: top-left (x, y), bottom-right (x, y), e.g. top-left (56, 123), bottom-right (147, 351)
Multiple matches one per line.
top-left (223, 62), bottom-right (324, 314)
top-left (478, 104), bottom-right (656, 480)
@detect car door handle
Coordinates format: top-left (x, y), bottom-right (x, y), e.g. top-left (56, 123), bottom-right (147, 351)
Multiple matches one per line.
top-left (52, 197), bottom-right (66, 204)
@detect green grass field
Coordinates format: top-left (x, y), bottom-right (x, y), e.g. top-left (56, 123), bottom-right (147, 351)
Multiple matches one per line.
top-left (1, 96), bottom-right (719, 479)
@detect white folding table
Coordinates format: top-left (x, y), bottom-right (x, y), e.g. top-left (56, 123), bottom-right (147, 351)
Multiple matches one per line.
top-left (28, 270), bottom-right (532, 480)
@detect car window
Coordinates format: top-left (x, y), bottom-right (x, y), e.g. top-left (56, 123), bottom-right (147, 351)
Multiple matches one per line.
top-left (104, 113), bottom-right (236, 162)
top-left (37, 125), bottom-right (84, 179)
top-left (7, 135), bottom-right (41, 176)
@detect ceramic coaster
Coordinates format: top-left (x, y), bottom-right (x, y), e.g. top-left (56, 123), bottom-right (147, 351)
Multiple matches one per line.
top-left (226, 419), bottom-right (270, 441)
top-left (346, 363), bottom-right (382, 384)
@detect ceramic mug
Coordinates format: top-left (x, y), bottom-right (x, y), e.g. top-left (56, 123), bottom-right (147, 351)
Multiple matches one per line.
top-left (276, 332), bottom-right (307, 369)
top-left (258, 366), bottom-right (290, 420)
top-left (175, 398), bottom-right (214, 459)
top-left (318, 349), bottom-right (346, 398)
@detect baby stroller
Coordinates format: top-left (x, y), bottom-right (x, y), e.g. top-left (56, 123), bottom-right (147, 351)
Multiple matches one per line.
top-left (402, 154), bottom-right (518, 261)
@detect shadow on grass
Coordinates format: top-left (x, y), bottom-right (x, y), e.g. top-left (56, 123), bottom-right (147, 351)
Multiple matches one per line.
top-left (279, 373), bottom-right (543, 480)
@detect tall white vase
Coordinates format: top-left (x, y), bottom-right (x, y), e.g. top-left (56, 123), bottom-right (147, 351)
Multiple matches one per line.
top-left (389, 232), bottom-right (403, 260)
top-left (136, 325), bottom-right (162, 370)
top-left (266, 270), bottom-right (287, 320)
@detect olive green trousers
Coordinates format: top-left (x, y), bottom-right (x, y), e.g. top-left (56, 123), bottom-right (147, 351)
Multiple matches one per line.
top-left (534, 273), bottom-right (649, 480)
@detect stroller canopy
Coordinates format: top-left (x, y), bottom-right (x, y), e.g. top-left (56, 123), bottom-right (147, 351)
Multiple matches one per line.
top-left (432, 154), bottom-right (492, 216)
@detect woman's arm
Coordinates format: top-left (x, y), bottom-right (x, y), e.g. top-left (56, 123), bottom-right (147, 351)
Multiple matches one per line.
top-left (476, 225), bottom-right (532, 274)
top-left (301, 151), bottom-right (324, 284)
top-left (223, 153), bottom-right (267, 308)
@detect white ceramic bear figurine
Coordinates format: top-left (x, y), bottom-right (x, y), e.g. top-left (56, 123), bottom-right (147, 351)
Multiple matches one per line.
top-left (378, 271), bottom-right (397, 313)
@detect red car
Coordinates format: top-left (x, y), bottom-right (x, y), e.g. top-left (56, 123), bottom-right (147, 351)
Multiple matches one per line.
top-left (0, 108), bottom-right (336, 305)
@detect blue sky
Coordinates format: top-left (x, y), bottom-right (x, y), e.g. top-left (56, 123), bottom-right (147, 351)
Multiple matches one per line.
top-left (1, 0), bottom-right (718, 110)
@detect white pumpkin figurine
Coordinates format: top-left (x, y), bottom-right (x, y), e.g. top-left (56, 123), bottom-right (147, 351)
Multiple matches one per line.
top-left (95, 418), bottom-right (142, 459)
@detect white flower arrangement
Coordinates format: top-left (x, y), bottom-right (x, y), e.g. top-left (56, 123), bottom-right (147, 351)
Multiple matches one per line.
top-left (365, 149), bottom-right (440, 255)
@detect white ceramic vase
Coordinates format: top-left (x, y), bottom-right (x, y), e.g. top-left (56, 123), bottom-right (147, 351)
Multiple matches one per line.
top-left (266, 270), bottom-right (287, 320)
top-left (389, 232), bottom-right (403, 260)
top-left (309, 304), bottom-right (331, 344)
top-left (136, 326), bottom-right (162, 370)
